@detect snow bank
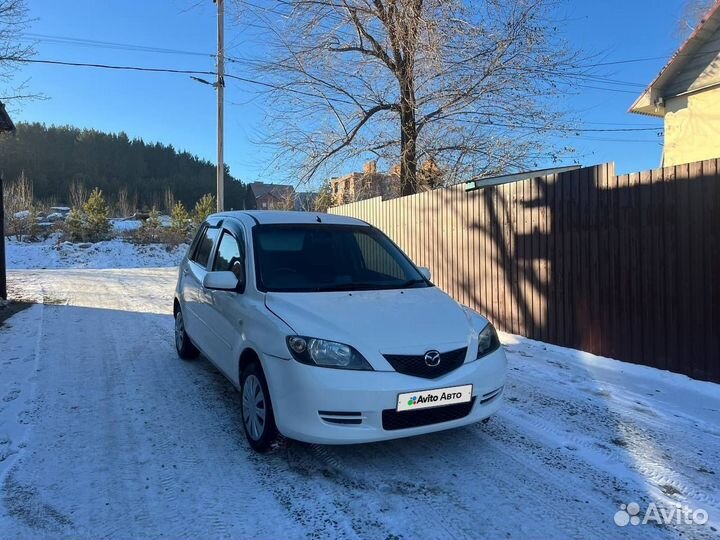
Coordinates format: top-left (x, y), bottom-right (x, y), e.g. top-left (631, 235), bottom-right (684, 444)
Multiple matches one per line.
top-left (111, 219), bottom-right (143, 232)
top-left (4, 236), bottom-right (187, 269)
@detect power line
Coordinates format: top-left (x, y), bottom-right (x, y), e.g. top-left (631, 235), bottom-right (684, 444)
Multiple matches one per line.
top-left (19, 33), bottom-right (214, 59)
top-left (4, 56), bottom-right (670, 132)
top-left (2, 56), bottom-right (356, 104)
top-left (21, 30), bottom-right (720, 93)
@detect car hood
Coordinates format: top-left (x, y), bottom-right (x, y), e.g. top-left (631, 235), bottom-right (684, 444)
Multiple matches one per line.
top-left (265, 286), bottom-right (485, 359)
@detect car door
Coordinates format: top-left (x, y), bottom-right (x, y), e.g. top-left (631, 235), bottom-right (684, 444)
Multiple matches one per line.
top-left (204, 225), bottom-right (250, 378)
top-left (181, 223), bottom-right (221, 355)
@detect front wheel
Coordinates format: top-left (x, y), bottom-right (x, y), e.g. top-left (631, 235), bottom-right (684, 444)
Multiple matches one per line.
top-left (175, 308), bottom-right (199, 360)
top-left (240, 361), bottom-right (280, 453)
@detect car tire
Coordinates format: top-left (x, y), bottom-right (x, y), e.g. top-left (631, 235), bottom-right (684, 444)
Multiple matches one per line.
top-left (174, 308), bottom-right (199, 360)
top-left (240, 360), bottom-right (280, 453)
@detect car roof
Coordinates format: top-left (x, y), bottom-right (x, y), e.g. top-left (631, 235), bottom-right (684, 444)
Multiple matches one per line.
top-left (213, 210), bottom-right (369, 227)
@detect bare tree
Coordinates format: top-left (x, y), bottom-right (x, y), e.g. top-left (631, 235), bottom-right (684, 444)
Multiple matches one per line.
top-left (116, 186), bottom-right (135, 218)
top-left (237, 0), bottom-right (582, 194)
top-left (164, 187), bottom-right (176, 214)
top-left (1, 0), bottom-right (36, 102)
top-left (69, 181), bottom-right (87, 210)
top-left (676, 0), bottom-right (717, 38)
top-left (2, 171), bottom-right (36, 240)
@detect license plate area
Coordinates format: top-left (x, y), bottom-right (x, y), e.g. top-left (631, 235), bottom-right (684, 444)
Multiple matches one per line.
top-left (396, 384), bottom-right (473, 412)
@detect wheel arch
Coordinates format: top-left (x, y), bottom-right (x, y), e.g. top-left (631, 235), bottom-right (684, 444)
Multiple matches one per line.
top-left (239, 347), bottom-right (261, 379)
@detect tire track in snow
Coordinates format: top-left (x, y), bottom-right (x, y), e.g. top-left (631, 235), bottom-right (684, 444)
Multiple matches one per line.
top-left (504, 368), bottom-right (720, 512)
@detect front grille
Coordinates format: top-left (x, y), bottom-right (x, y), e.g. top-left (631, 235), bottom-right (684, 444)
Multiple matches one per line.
top-left (383, 347), bottom-right (467, 378)
top-left (382, 398), bottom-right (476, 431)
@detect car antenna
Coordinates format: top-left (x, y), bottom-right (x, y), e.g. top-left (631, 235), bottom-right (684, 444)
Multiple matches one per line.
top-left (316, 215), bottom-right (322, 223)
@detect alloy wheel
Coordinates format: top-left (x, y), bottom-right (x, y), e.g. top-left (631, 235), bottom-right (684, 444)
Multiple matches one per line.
top-left (242, 374), bottom-right (266, 440)
top-left (175, 311), bottom-right (184, 351)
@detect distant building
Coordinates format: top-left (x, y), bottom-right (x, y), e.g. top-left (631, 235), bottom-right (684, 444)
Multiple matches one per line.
top-left (0, 101), bottom-right (15, 133)
top-left (629, 2), bottom-right (720, 166)
top-left (329, 160), bottom-right (445, 205)
top-left (329, 161), bottom-right (400, 205)
top-left (245, 182), bottom-right (295, 210)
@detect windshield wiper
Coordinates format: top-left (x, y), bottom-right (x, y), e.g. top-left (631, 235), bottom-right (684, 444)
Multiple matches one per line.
top-left (311, 279), bottom-right (427, 292)
top-left (311, 282), bottom-right (382, 292)
top-left (394, 278), bottom-right (428, 289)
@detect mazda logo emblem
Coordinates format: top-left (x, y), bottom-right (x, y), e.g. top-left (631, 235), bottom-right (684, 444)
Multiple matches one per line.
top-left (424, 350), bottom-right (441, 367)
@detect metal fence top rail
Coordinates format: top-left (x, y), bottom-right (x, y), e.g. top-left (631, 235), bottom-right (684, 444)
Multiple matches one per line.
top-left (464, 165), bottom-right (582, 191)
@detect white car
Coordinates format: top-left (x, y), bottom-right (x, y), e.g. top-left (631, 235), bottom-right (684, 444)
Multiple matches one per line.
top-left (174, 211), bottom-right (507, 452)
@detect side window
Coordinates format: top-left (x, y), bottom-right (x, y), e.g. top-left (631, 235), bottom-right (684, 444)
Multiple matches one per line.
top-left (192, 226), bottom-right (220, 269)
top-left (213, 231), bottom-right (242, 272)
top-left (354, 232), bottom-right (405, 279)
top-left (188, 224), bottom-right (207, 260)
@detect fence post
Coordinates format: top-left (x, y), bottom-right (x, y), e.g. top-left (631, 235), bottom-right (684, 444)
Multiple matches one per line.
top-left (0, 172), bottom-right (6, 300)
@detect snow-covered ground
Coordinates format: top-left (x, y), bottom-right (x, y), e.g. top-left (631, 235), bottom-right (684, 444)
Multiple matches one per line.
top-left (4, 235), bottom-right (186, 269)
top-left (1, 268), bottom-right (718, 539)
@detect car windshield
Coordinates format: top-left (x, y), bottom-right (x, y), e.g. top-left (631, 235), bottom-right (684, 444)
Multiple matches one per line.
top-left (253, 224), bottom-right (430, 292)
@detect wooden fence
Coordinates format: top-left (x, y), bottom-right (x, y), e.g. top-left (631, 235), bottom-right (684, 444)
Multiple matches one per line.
top-left (329, 160), bottom-right (720, 383)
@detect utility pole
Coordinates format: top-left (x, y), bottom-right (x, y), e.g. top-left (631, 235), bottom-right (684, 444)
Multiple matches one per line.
top-left (216, 0), bottom-right (225, 212)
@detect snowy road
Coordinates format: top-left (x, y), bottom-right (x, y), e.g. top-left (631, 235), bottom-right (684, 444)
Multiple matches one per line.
top-left (1, 268), bottom-right (718, 539)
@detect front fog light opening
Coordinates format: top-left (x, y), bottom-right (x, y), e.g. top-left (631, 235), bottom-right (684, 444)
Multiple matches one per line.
top-left (288, 336), bottom-right (307, 354)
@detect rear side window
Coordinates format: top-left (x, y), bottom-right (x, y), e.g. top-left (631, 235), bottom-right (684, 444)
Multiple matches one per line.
top-left (192, 226), bottom-right (220, 268)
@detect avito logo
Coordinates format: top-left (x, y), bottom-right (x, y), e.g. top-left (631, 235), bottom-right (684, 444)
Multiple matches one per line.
top-left (408, 392), bottom-right (465, 407)
top-left (407, 394), bottom-right (440, 407)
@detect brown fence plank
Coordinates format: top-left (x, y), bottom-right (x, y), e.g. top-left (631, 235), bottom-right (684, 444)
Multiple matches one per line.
top-left (639, 169), bottom-right (654, 366)
top-left (663, 165), bottom-right (679, 375)
top-left (710, 160), bottom-right (720, 381)
top-left (688, 160), bottom-right (705, 379)
top-left (650, 168), bottom-right (667, 371)
top-left (543, 174), bottom-right (559, 343)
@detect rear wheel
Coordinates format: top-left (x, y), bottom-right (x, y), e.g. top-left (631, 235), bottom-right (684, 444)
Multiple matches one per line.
top-left (240, 361), bottom-right (280, 453)
top-left (174, 308), bottom-right (199, 360)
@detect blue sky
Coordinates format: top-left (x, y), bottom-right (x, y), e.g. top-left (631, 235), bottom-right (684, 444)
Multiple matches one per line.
top-left (6, 0), bottom-right (693, 184)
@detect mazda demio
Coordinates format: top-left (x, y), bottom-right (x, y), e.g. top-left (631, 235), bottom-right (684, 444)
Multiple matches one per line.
top-left (174, 211), bottom-right (507, 452)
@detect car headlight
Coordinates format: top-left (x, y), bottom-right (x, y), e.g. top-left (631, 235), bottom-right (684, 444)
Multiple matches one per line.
top-left (286, 336), bottom-right (373, 370)
top-left (476, 323), bottom-right (500, 359)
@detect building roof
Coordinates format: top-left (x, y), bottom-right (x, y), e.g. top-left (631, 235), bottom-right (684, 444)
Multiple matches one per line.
top-left (630, 2), bottom-right (720, 116)
top-left (248, 182), bottom-right (295, 200)
top-left (0, 101), bottom-right (16, 133)
top-left (216, 210), bottom-right (367, 226)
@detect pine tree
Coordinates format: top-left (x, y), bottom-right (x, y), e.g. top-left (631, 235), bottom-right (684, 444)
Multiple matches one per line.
top-left (137, 207), bottom-right (163, 243)
top-left (314, 180), bottom-right (335, 212)
top-left (192, 194), bottom-right (216, 226)
top-left (170, 201), bottom-right (191, 235)
top-left (83, 188), bottom-right (111, 242)
top-left (63, 208), bottom-right (85, 242)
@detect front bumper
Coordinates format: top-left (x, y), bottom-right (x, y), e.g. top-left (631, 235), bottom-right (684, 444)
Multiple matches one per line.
top-left (261, 347), bottom-right (507, 444)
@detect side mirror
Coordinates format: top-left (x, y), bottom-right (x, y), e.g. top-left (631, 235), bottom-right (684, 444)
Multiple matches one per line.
top-left (419, 267), bottom-right (432, 281)
top-left (203, 271), bottom-right (239, 291)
